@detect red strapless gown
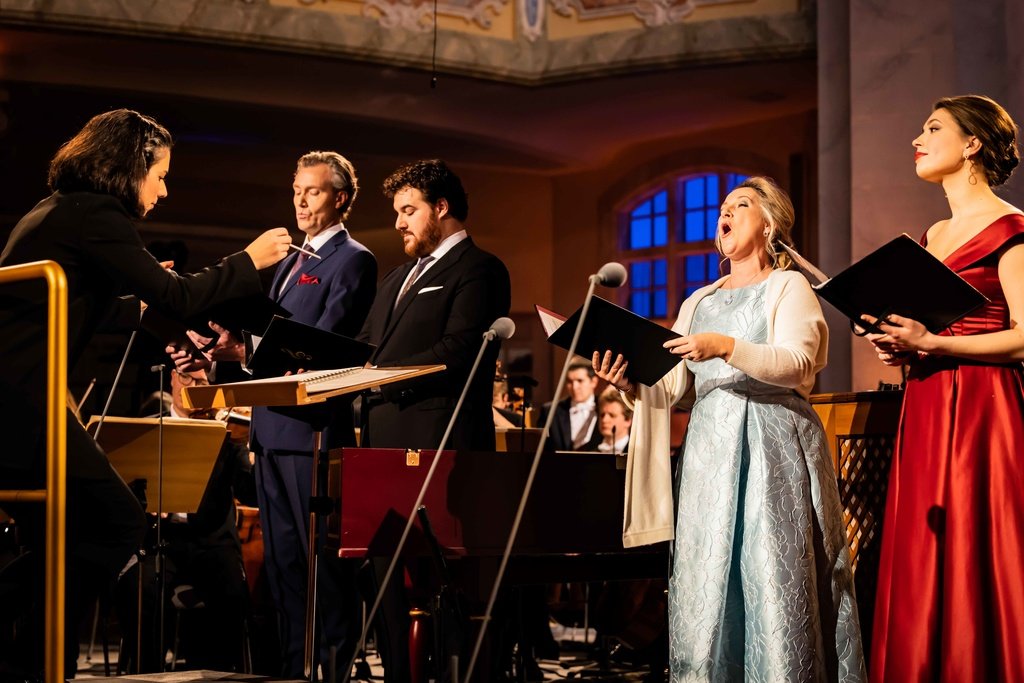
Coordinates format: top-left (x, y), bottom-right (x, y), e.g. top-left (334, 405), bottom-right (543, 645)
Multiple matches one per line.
top-left (871, 214), bottom-right (1024, 682)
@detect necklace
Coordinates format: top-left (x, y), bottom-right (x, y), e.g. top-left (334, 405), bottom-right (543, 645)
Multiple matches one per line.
top-left (722, 265), bottom-right (770, 304)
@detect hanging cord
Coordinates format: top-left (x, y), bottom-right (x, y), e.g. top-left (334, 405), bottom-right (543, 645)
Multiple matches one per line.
top-left (431, 0), bottom-right (439, 88)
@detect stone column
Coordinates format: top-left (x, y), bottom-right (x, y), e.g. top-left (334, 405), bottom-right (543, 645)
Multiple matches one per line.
top-left (841, 0), bottom-right (1024, 389)
top-left (816, 0), bottom-right (852, 392)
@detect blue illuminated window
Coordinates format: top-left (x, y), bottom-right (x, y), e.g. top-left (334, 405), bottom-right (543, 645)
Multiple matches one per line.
top-left (629, 258), bottom-right (668, 318)
top-left (620, 171), bottom-right (752, 318)
top-left (628, 190), bottom-right (669, 249)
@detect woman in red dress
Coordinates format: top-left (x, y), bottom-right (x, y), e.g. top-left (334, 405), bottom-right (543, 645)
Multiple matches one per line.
top-left (867, 94), bottom-right (1024, 682)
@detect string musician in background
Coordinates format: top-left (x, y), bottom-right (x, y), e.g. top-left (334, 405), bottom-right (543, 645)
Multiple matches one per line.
top-left (864, 94), bottom-right (1024, 683)
top-left (0, 108), bottom-right (290, 679)
top-left (492, 363), bottom-right (524, 428)
top-left (594, 176), bottom-right (865, 682)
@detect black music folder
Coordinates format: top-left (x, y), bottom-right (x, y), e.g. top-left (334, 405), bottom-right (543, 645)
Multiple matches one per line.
top-left (190, 294), bottom-right (291, 341)
top-left (245, 316), bottom-right (375, 377)
top-left (536, 297), bottom-right (681, 386)
top-left (785, 234), bottom-right (988, 334)
top-left (142, 294), bottom-right (290, 354)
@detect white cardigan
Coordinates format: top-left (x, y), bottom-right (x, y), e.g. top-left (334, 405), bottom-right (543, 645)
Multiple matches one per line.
top-left (621, 269), bottom-right (828, 548)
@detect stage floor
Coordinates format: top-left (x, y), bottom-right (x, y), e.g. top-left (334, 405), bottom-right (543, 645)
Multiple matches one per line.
top-left (76, 623), bottom-right (654, 682)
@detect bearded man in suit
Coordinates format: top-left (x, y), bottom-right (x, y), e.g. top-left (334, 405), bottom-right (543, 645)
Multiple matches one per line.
top-left (358, 159), bottom-right (511, 451)
top-left (357, 159), bottom-right (511, 682)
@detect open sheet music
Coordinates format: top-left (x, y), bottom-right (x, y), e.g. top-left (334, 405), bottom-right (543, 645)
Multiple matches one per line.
top-left (182, 365), bottom-right (446, 409)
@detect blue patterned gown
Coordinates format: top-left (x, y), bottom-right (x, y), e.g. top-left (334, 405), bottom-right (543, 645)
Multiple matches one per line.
top-left (669, 282), bottom-right (865, 682)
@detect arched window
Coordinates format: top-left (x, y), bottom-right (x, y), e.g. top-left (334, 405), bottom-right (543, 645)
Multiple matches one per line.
top-left (621, 171), bottom-right (749, 319)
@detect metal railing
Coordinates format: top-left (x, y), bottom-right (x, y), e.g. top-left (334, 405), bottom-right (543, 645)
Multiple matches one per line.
top-left (0, 260), bottom-right (67, 683)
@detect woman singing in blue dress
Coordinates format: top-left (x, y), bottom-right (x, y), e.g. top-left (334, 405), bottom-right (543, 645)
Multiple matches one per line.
top-left (594, 176), bottom-right (864, 682)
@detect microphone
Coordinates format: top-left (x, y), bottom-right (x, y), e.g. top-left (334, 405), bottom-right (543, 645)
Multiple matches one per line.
top-left (466, 264), bottom-right (621, 679)
top-left (484, 316), bottom-right (516, 342)
top-left (589, 261), bottom-right (628, 288)
top-left (342, 316), bottom-right (514, 683)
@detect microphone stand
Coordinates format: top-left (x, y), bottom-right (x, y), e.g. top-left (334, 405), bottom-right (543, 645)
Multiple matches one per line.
top-left (340, 319), bottom-right (513, 683)
top-left (93, 309), bottom-right (143, 441)
top-left (464, 268), bottom-right (621, 682)
top-left (150, 363), bottom-right (168, 672)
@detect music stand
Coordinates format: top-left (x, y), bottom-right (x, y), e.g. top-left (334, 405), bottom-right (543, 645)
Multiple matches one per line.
top-left (496, 427), bottom-right (543, 453)
top-left (183, 364), bottom-right (446, 679)
top-left (86, 417), bottom-right (227, 513)
top-left (86, 415), bottom-right (227, 671)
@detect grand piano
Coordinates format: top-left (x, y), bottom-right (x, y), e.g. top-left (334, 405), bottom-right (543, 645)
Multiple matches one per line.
top-left (324, 445), bottom-right (668, 682)
top-left (325, 446), bottom-right (668, 581)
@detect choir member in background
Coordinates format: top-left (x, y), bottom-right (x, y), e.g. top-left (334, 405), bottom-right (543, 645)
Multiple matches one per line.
top-left (595, 386), bottom-right (631, 454)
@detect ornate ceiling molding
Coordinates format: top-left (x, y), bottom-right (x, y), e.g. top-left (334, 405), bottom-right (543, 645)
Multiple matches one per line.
top-left (0, 0), bottom-right (815, 84)
top-left (550, 0), bottom-right (749, 28)
top-left (360, 0), bottom-right (509, 31)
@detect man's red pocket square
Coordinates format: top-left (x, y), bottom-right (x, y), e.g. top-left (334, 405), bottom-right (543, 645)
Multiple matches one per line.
top-left (297, 274), bottom-right (320, 285)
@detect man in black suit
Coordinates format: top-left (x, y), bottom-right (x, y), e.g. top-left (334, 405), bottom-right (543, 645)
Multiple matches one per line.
top-left (540, 359), bottom-right (603, 451)
top-left (357, 159), bottom-right (510, 681)
top-left (358, 159), bottom-right (511, 452)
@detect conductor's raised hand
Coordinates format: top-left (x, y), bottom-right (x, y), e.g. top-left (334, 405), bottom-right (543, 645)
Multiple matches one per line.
top-left (244, 227), bottom-right (292, 270)
top-left (593, 350), bottom-right (634, 394)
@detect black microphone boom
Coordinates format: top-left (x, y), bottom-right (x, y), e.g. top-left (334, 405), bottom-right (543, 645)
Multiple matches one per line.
top-left (341, 316), bottom-right (514, 683)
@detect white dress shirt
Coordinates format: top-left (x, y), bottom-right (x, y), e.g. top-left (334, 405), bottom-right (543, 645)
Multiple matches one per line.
top-left (394, 229), bottom-right (468, 304)
top-left (569, 396), bottom-right (597, 446)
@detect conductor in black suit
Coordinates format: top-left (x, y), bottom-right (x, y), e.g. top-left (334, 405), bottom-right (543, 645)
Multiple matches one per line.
top-left (358, 159), bottom-right (511, 452)
top-left (0, 109), bottom-right (291, 678)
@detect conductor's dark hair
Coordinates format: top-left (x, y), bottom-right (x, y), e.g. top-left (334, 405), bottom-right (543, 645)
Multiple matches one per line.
top-left (382, 159), bottom-right (469, 222)
top-left (48, 109), bottom-right (173, 219)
